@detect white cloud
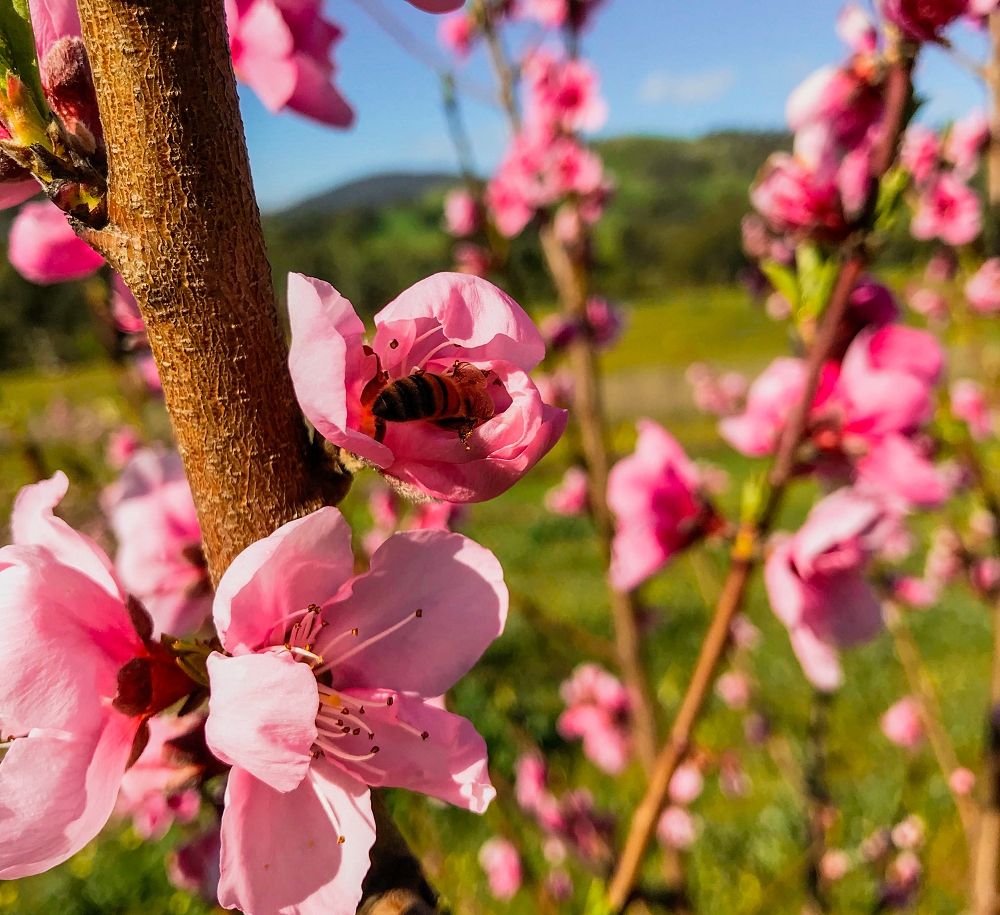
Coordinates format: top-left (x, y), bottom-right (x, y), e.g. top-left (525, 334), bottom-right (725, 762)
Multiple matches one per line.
top-left (639, 66), bottom-right (738, 106)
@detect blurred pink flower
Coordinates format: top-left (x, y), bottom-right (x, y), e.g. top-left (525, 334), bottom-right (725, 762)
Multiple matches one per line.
top-left (892, 576), bottom-right (939, 609)
top-left (668, 763), bottom-right (704, 805)
top-left (525, 50), bottom-right (608, 134)
top-left (951, 379), bottom-right (993, 440)
top-left (765, 488), bottom-right (888, 691)
top-left (544, 868), bottom-right (574, 901)
top-left (203, 507), bottom-right (505, 915)
top-left (438, 12), bottom-right (476, 57)
top-left (608, 420), bottom-right (717, 591)
top-left (821, 849), bottom-right (851, 882)
top-left (586, 296), bottom-right (627, 348)
top-left (907, 287), bottom-right (949, 319)
top-left (946, 110), bottom-right (989, 178)
top-left (965, 258), bottom-right (1000, 313)
top-left (545, 466), bottom-right (589, 516)
top-left (900, 125), bottom-right (941, 185)
top-left (891, 814), bottom-right (925, 850)
top-left (444, 188), bottom-right (481, 237)
top-left (720, 357), bottom-right (807, 456)
top-left (657, 806), bottom-right (697, 851)
top-left (225, 0), bottom-right (354, 127)
top-left (106, 426), bottom-right (142, 470)
top-left (751, 153), bottom-right (846, 240)
top-left (110, 273), bottom-right (144, 334)
top-left (453, 242), bottom-right (493, 277)
top-left (479, 838), bottom-right (522, 901)
top-left (558, 663), bottom-right (632, 775)
top-left (103, 448), bottom-right (212, 638)
top-left (880, 697), bottom-right (925, 749)
top-left (715, 670), bottom-right (753, 710)
top-left (8, 200), bottom-right (104, 284)
top-left (135, 353), bottom-right (163, 395)
top-left (731, 614), bottom-right (762, 650)
top-left (972, 557), bottom-right (1000, 596)
top-left (517, 0), bottom-right (568, 26)
top-left (880, 0), bottom-right (968, 40)
top-left (837, 4), bottom-right (878, 53)
top-left (911, 172), bottom-right (982, 246)
top-left (0, 473), bottom-right (191, 879)
top-left (514, 753), bottom-right (549, 813)
top-left (949, 767), bottom-right (976, 796)
top-left (288, 272), bottom-right (566, 503)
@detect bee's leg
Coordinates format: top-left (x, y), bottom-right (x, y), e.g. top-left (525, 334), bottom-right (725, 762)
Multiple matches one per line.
top-left (373, 417), bottom-right (387, 443)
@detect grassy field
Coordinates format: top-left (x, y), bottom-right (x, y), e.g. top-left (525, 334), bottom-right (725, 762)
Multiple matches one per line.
top-left (0, 284), bottom-right (991, 914)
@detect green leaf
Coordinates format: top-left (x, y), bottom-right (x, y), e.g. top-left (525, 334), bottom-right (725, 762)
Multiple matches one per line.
top-left (796, 243), bottom-right (839, 324)
top-left (874, 167), bottom-right (910, 234)
top-left (740, 470), bottom-right (770, 527)
top-left (582, 879), bottom-right (613, 915)
top-left (760, 260), bottom-right (799, 311)
top-left (0, 0), bottom-right (45, 113)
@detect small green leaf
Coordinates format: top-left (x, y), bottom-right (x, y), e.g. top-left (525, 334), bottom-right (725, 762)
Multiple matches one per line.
top-left (760, 260), bottom-right (799, 311)
top-left (582, 879), bottom-right (613, 915)
top-left (796, 243), bottom-right (839, 324)
top-left (874, 167), bottom-right (910, 234)
top-left (740, 471), bottom-right (770, 527)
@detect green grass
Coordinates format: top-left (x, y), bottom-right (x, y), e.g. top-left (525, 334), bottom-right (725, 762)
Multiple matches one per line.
top-left (0, 285), bottom-right (989, 914)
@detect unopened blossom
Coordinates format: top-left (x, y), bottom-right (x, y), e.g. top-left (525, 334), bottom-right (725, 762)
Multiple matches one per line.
top-left (558, 663), bottom-right (632, 775)
top-left (900, 125), bottom-right (941, 185)
top-left (972, 558), bottom-right (1000, 597)
top-left (731, 614), bottom-right (762, 650)
top-left (907, 286), bottom-right (948, 320)
top-left (103, 448), bottom-right (212, 637)
top-left (951, 379), bottom-right (993, 440)
top-left (204, 507), bottom-right (505, 915)
top-left (115, 716), bottom-right (203, 840)
top-left (106, 426), bottom-right (142, 470)
top-left (911, 172), bottom-right (982, 246)
top-left (949, 767), bottom-right (976, 795)
top-left (545, 466), bottom-right (589, 516)
top-left (715, 670), bottom-right (753, 710)
top-left (0, 473), bottom-right (194, 879)
top-left (820, 849), bottom-right (851, 882)
top-left (608, 420), bottom-right (718, 591)
top-left (8, 199), bottom-right (104, 284)
top-left (668, 763), bottom-right (704, 805)
top-left (438, 12), bottom-right (476, 57)
top-left (288, 272), bottom-right (566, 503)
top-left (880, 0), bottom-right (968, 41)
top-left (514, 753), bottom-right (549, 813)
top-left (966, 258), bottom-right (1000, 313)
top-left (657, 806), bottom-right (697, 851)
top-left (444, 188), bottom-right (481, 237)
top-left (225, 0), bottom-right (354, 128)
top-left (765, 488), bottom-right (888, 691)
top-left (891, 814), bottom-right (925, 850)
top-left (479, 838), bottom-right (522, 901)
top-left (880, 697), bottom-right (925, 749)
top-left (946, 110), bottom-right (989, 177)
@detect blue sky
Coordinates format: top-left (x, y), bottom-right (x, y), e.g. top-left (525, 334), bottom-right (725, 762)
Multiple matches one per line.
top-left (242, 0), bottom-right (992, 211)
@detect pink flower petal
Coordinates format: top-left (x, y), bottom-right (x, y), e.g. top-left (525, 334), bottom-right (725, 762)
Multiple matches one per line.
top-left (213, 506), bottom-right (355, 653)
top-left (217, 760), bottom-right (375, 915)
top-left (28, 0), bottom-right (82, 61)
top-left (8, 200), bottom-right (104, 284)
top-left (857, 434), bottom-right (947, 509)
top-left (326, 530), bottom-right (508, 697)
top-left (789, 626), bottom-right (843, 693)
top-left (205, 652), bottom-right (318, 793)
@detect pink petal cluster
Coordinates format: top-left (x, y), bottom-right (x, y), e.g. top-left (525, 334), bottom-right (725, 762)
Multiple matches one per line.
top-left (106, 426), bottom-right (143, 470)
top-left (0, 474), bottom-right (191, 879)
top-left (722, 324), bottom-right (946, 508)
top-left (444, 188), bottom-right (482, 237)
top-left (686, 363), bottom-right (747, 416)
top-left (951, 379), bottom-right (993, 440)
top-left (544, 466), bottom-right (589, 516)
top-left (224, 0), bottom-right (354, 128)
top-left (966, 258), bottom-right (1000, 313)
top-left (668, 763), bottom-right (704, 805)
top-left (901, 125), bottom-right (941, 185)
top-left (478, 838), bottom-right (523, 901)
top-left (557, 663), bottom-right (632, 775)
top-left (517, 0), bottom-right (606, 31)
top-left (111, 273), bottom-right (145, 334)
top-left (715, 670), bottom-right (753, 710)
top-left (102, 448), bottom-right (212, 638)
top-left (910, 171), bottom-right (982, 246)
top-left (879, 0), bottom-right (969, 41)
top-left (656, 806), bottom-right (698, 851)
top-left (880, 697), bottom-right (925, 749)
top-left (946, 110), bottom-right (989, 178)
top-left (524, 50), bottom-right (608, 135)
top-left (750, 153), bottom-right (848, 240)
top-left (203, 507), bottom-right (505, 914)
top-left (764, 488), bottom-right (888, 692)
top-left (438, 12), bottom-right (478, 58)
top-left (608, 420), bottom-right (718, 591)
top-left (8, 200), bottom-right (104, 284)
top-left (288, 272), bottom-right (566, 503)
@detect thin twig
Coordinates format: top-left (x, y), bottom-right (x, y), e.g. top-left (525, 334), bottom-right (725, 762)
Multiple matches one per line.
top-left (803, 692), bottom-right (832, 915)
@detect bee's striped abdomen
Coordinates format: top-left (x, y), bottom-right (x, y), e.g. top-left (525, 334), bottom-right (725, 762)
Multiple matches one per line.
top-left (372, 373), bottom-right (459, 423)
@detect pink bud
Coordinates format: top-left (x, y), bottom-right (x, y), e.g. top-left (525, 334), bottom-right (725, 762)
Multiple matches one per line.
top-left (949, 767), bottom-right (976, 796)
top-left (668, 763), bottom-right (704, 806)
top-left (880, 697), bottom-right (925, 750)
top-left (820, 849), bottom-right (851, 883)
top-left (656, 806), bottom-right (697, 850)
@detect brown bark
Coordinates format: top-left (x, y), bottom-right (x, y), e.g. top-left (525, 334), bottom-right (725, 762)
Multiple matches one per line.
top-left (73, 0), bottom-right (338, 583)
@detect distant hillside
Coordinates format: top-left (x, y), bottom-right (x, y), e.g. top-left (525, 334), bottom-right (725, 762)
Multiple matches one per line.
top-left (262, 131), bottom-right (793, 318)
top-left (283, 172), bottom-right (457, 218)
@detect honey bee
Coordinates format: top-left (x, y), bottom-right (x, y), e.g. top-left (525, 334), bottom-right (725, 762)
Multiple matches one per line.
top-left (365, 360), bottom-right (496, 446)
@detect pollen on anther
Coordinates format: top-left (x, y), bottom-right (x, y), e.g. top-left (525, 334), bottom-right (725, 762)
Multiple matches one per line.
top-left (337, 836), bottom-right (346, 844)
top-left (421, 731), bottom-right (429, 740)
top-left (389, 339), bottom-right (399, 349)
top-left (351, 628), bottom-right (359, 636)
top-left (358, 706), bottom-right (365, 715)
top-left (386, 697), bottom-right (394, 706)
top-left (371, 746), bottom-right (380, 754)
top-left (352, 727), bottom-right (361, 736)
top-left (368, 731), bottom-right (374, 739)
top-left (415, 609), bottom-right (423, 618)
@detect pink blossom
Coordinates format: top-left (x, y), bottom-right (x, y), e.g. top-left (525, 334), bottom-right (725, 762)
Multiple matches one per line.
top-left (907, 286), bottom-right (949, 319)
top-left (951, 379), bottom-right (993, 440)
top-left (751, 153), bottom-right (846, 240)
top-left (479, 838), bottom-right (522, 900)
top-left (946, 110), bottom-right (989, 178)
top-left (765, 488), bottom-right (888, 691)
top-left (514, 753), bottom-right (549, 813)
top-left (288, 272), bottom-right (566, 503)
top-left (892, 576), bottom-right (939, 608)
top-left (926, 527), bottom-right (963, 586)
top-left (966, 258), bottom-right (1000, 313)
top-left (608, 420), bottom-right (716, 591)
top-left (837, 4), bottom-right (878, 53)
top-left (880, 697), bottom-right (925, 749)
top-left (731, 614), bottom-right (762, 650)
top-left (715, 671), bottom-right (752, 710)
top-left (891, 814), bottom-right (925, 849)
top-left (453, 242), bottom-right (493, 277)
top-left (972, 557), bottom-right (1000, 596)
top-left (687, 363), bottom-right (748, 416)
top-left (668, 763), bottom-right (704, 805)
top-left (545, 466), bottom-right (589, 516)
top-left (116, 716), bottom-right (202, 840)
top-left (558, 664), bottom-right (632, 775)
top-left (525, 51), bottom-right (608, 134)
top-left (821, 849), bottom-right (851, 882)
top-left (111, 273), bottom-right (145, 334)
top-left (8, 200), bottom-right (104, 284)
top-left (880, 0), bottom-right (969, 41)
top-left (787, 64), bottom-right (881, 154)
top-left (900, 125), bottom-right (941, 185)
top-left (0, 473), bottom-right (192, 879)
top-left (657, 806), bottom-right (697, 851)
top-left (106, 426), bottom-right (142, 470)
top-left (949, 767), bottom-right (976, 796)
top-left (911, 172), bottom-right (982, 246)
top-left (103, 448), bottom-right (212, 638)
top-left (225, 0), bottom-right (354, 127)
top-left (517, 0), bottom-right (568, 27)
top-left (444, 188), bottom-right (481, 236)
top-left (203, 507), bottom-right (504, 914)
top-left (719, 358), bottom-right (807, 456)
top-left (438, 12), bottom-right (476, 57)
